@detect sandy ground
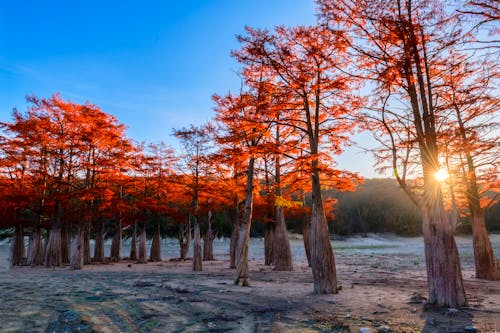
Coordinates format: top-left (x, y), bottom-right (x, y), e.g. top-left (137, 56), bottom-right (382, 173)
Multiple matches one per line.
top-left (0, 234), bottom-right (499, 333)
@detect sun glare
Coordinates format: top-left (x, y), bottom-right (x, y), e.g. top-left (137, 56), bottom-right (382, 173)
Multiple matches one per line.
top-left (434, 169), bottom-right (449, 182)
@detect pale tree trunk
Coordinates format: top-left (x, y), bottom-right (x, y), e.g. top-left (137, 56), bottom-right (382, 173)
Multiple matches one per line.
top-left (229, 201), bottom-right (240, 268)
top-left (264, 222), bottom-right (275, 266)
top-left (60, 222), bottom-right (70, 264)
top-left (28, 225), bottom-right (44, 266)
top-left (471, 213), bottom-right (497, 279)
top-left (70, 224), bottom-right (84, 270)
top-left (137, 223), bottom-right (147, 264)
top-left (310, 168), bottom-right (337, 294)
top-left (110, 219), bottom-right (122, 262)
top-left (235, 157), bottom-right (255, 286)
top-left (83, 223), bottom-right (91, 265)
top-left (130, 221), bottom-right (138, 260)
top-left (10, 224), bottom-right (25, 267)
top-left (45, 225), bottom-right (62, 267)
top-left (179, 221), bottom-right (191, 260)
top-left (203, 211), bottom-right (214, 261)
top-left (422, 200), bottom-right (466, 307)
top-left (193, 218), bottom-right (202, 271)
top-left (273, 206), bottom-right (293, 271)
top-left (93, 220), bottom-right (105, 263)
top-left (149, 221), bottom-right (161, 262)
top-left (302, 217), bottom-right (312, 267)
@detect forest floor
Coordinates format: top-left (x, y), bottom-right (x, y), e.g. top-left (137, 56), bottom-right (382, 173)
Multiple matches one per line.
top-left (0, 234), bottom-right (499, 333)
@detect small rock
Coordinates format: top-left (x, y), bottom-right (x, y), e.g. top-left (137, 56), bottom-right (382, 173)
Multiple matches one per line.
top-left (344, 313), bottom-right (351, 319)
top-left (445, 308), bottom-right (458, 316)
top-left (464, 326), bottom-right (477, 333)
top-left (377, 325), bottom-right (390, 333)
top-left (127, 264), bottom-right (132, 267)
top-left (377, 303), bottom-right (385, 308)
top-left (359, 328), bottom-right (375, 333)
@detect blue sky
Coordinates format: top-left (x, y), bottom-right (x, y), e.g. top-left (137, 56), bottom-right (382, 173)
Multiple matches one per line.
top-left (0, 0), bottom-right (380, 178)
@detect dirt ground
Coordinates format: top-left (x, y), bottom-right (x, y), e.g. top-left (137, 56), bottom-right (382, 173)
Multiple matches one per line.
top-left (0, 235), bottom-right (499, 332)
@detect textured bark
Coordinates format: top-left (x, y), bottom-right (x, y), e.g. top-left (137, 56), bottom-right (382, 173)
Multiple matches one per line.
top-left (149, 221), bottom-right (161, 262)
top-left (310, 169), bottom-right (337, 294)
top-left (60, 222), bottom-right (70, 264)
top-left (273, 206), bottom-right (293, 271)
top-left (264, 222), bottom-right (275, 265)
top-left (471, 214), bottom-right (497, 279)
top-left (44, 225), bottom-right (62, 267)
top-left (130, 221), bottom-right (138, 261)
top-left (302, 217), bottom-right (312, 267)
top-left (203, 211), bottom-right (214, 261)
top-left (110, 219), bottom-right (122, 262)
top-left (179, 222), bottom-right (191, 260)
top-left (422, 204), bottom-right (466, 307)
top-left (83, 223), bottom-right (91, 265)
top-left (137, 224), bottom-right (147, 264)
top-left (235, 157), bottom-right (255, 286)
top-left (93, 220), bottom-right (105, 263)
top-left (192, 219), bottom-right (202, 271)
top-left (27, 225), bottom-right (44, 266)
top-left (229, 204), bottom-right (240, 268)
top-left (10, 224), bottom-right (25, 267)
top-left (70, 225), bottom-right (84, 270)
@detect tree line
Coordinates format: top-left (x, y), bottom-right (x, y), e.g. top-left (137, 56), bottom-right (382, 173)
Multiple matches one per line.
top-left (1, 0), bottom-right (498, 308)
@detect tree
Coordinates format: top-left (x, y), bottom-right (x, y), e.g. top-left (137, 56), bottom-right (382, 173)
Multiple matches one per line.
top-left (234, 25), bottom-right (360, 293)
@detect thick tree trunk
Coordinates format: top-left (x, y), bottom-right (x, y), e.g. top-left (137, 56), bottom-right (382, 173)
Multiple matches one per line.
top-left (273, 206), bottom-right (293, 271)
top-left (203, 211), bottom-right (214, 261)
top-left (110, 219), bottom-right (122, 262)
top-left (302, 217), bottom-right (312, 267)
top-left (130, 221), bottom-right (138, 261)
top-left (27, 225), bottom-right (44, 266)
top-left (193, 219), bottom-right (202, 271)
top-left (179, 222), bottom-right (191, 260)
top-left (310, 170), bottom-right (337, 294)
top-left (10, 224), bottom-right (25, 267)
top-left (45, 225), bottom-right (62, 267)
top-left (137, 223), bottom-right (147, 264)
top-left (70, 225), bottom-right (84, 270)
top-left (93, 220), bottom-right (105, 263)
top-left (422, 204), bottom-right (466, 307)
top-left (471, 214), bottom-right (497, 279)
top-left (229, 204), bottom-right (240, 268)
top-left (83, 223), bottom-right (91, 265)
top-left (149, 221), bottom-right (161, 262)
top-left (60, 222), bottom-right (70, 264)
top-left (235, 157), bottom-right (255, 286)
top-left (264, 222), bottom-right (275, 266)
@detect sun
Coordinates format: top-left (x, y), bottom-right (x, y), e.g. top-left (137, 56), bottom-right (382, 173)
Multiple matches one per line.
top-left (434, 169), bottom-right (449, 182)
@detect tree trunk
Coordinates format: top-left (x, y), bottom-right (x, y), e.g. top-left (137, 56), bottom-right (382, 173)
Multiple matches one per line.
top-left (302, 217), bottom-right (312, 267)
top-left (203, 211), bottom-right (214, 261)
top-left (93, 219), bottom-right (105, 263)
top-left (310, 169), bottom-right (337, 294)
top-left (110, 219), bottom-right (122, 262)
top-left (229, 203), bottom-right (240, 268)
top-left (83, 223), bottom-right (91, 265)
top-left (234, 157), bottom-right (255, 286)
top-left (60, 222), bottom-right (70, 264)
top-left (137, 223), bottom-right (147, 264)
top-left (45, 225), bottom-right (62, 267)
top-left (130, 221), bottom-right (138, 260)
top-left (149, 221), bottom-right (161, 262)
top-left (264, 222), bottom-right (275, 265)
top-left (179, 222), bottom-right (191, 260)
top-left (27, 225), bottom-right (44, 266)
top-left (273, 206), bottom-right (293, 271)
top-left (70, 225), bottom-right (84, 270)
top-left (10, 224), bottom-right (25, 267)
top-left (193, 219), bottom-right (202, 271)
top-left (471, 213), bottom-right (497, 279)
top-left (422, 203), bottom-right (466, 307)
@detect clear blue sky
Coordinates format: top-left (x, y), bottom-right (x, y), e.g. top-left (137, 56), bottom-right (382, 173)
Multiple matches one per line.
top-left (0, 0), bottom-right (380, 178)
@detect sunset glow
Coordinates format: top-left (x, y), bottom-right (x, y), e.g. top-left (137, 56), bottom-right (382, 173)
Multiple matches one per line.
top-left (435, 169), bottom-right (449, 182)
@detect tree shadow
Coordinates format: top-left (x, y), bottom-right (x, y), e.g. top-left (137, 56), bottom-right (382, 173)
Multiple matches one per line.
top-left (419, 304), bottom-right (475, 333)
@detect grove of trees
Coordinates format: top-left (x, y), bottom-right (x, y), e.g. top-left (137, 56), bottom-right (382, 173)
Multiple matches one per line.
top-left (1, 0), bottom-right (498, 308)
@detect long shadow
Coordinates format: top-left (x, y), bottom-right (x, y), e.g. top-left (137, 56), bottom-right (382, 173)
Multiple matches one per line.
top-left (419, 305), bottom-right (475, 333)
